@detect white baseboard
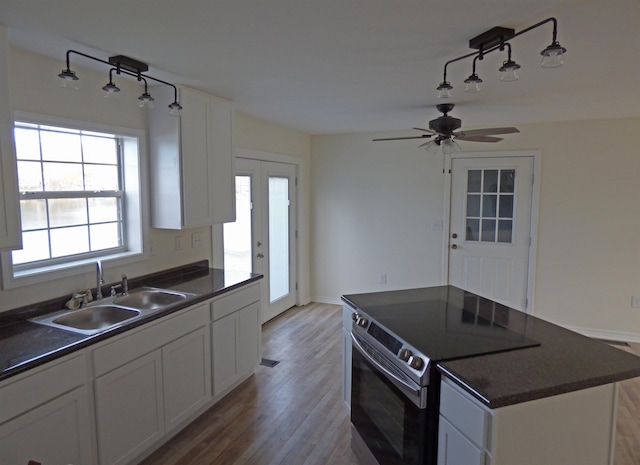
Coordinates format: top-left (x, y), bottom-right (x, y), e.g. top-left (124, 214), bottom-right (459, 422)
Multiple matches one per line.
top-left (565, 325), bottom-right (640, 344)
top-left (310, 295), bottom-right (344, 306)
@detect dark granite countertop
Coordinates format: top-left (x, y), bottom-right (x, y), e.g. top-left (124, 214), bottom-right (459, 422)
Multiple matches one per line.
top-left (343, 286), bottom-right (640, 409)
top-left (0, 261), bottom-right (262, 382)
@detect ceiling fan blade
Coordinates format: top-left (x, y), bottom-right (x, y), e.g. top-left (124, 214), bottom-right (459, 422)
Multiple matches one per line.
top-left (456, 127), bottom-right (519, 137)
top-left (418, 140), bottom-right (435, 148)
top-left (372, 134), bottom-right (432, 141)
top-left (413, 127), bottom-right (436, 134)
top-left (456, 135), bottom-right (503, 143)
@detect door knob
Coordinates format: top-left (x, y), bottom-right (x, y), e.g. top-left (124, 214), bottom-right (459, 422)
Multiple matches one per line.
top-left (451, 244), bottom-right (458, 249)
top-left (257, 252), bottom-right (265, 259)
top-left (452, 233), bottom-right (458, 239)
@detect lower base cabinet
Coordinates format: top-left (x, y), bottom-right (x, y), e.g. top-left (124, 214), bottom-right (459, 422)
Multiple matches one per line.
top-left (0, 386), bottom-right (93, 465)
top-left (0, 354), bottom-right (93, 465)
top-left (438, 376), bottom-right (618, 465)
top-left (95, 351), bottom-right (164, 465)
top-left (0, 281), bottom-right (261, 465)
top-left (93, 304), bottom-right (211, 465)
top-left (212, 300), bottom-right (261, 396)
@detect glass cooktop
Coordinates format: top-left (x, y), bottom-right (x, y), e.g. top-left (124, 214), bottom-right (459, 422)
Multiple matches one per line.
top-left (351, 287), bottom-right (540, 362)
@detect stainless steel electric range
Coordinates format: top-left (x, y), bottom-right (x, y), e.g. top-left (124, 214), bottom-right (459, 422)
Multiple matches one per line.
top-left (343, 286), bottom-right (539, 465)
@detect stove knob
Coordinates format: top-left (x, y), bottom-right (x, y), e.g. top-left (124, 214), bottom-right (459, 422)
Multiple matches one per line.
top-left (357, 316), bottom-right (368, 327)
top-left (398, 348), bottom-right (412, 361)
top-left (408, 355), bottom-right (424, 370)
top-left (351, 312), bottom-right (358, 322)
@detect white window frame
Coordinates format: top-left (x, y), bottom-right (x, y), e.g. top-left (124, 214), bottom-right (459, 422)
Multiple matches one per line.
top-left (1, 112), bottom-right (150, 289)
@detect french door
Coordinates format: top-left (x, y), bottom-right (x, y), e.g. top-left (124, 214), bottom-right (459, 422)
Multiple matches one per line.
top-left (448, 155), bottom-right (534, 311)
top-left (223, 158), bottom-right (297, 322)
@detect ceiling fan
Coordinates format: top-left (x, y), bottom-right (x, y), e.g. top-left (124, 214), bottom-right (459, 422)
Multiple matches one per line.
top-left (373, 104), bottom-right (519, 153)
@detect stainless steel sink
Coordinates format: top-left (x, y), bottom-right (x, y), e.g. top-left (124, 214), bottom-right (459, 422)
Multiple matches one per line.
top-left (113, 287), bottom-right (189, 310)
top-left (30, 287), bottom-right (196, 335)
top-left (32, 305), bottom-right (140, 335)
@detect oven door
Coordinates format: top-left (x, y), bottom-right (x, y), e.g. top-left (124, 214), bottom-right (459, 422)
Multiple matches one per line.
top-left (350, 332), bottom-right (431, 465)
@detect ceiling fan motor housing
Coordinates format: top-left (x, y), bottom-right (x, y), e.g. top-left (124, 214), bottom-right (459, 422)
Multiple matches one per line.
top-left (429, 115), bottom-right (462, 134)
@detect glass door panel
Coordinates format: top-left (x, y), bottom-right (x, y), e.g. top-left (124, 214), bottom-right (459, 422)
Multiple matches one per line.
top-left (223, 175), bottom-right (252, 273)
top-left (268, 176), bottom-right (290, 303)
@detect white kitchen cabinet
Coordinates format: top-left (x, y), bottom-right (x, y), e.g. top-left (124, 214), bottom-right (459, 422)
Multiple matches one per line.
top-left (95, 351), bottom-right (164, 465)
top-left (342, 304), bottom-right (355, 408)
top-left (438, 376), bottom-right (618, 465)
top-left (0, 354), bottom-right (94, 465)
top-left (0, 26), bottom-right (21, 251)
top-left (163, 326), bottom-right (211, 431)
top-left (93, 303), bottom-right (210, 465)
top-left (147, 85), bottom-right (235, 229)
top-left (211, 282), bottom-right (262, 397)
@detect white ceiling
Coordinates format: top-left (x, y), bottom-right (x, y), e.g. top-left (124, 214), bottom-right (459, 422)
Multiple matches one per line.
top-left (0, 0), bottom-right (638, 134)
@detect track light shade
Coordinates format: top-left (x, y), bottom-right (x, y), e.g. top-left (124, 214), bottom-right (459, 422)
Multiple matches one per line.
top-left (540, 42), bottom-right (566, 68)
top-left (499, 59), bottom-right (521, 82)
top-left (437, 81), bottom-right (453, 98)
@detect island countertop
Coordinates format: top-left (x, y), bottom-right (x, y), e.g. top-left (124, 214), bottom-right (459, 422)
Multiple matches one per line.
top-left (343, 286), bottom-right (640, 408)
top-left (0, 261), bottom-right (262, 382)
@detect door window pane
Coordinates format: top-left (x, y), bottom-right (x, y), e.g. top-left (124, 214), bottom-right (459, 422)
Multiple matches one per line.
top-left (269, 176), bottom-right (289, 303)
top-left (465, 169), bottom-right (516, 244)
top-left (223, 176), bottom-right (252, 273)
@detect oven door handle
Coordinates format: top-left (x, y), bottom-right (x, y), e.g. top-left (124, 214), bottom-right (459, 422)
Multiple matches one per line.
top-left (351, 331), bottom-right (424, 405)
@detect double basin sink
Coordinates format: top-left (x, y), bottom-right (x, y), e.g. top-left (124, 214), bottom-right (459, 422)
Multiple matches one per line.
top-left (31, 287), bottom-right (196, 336)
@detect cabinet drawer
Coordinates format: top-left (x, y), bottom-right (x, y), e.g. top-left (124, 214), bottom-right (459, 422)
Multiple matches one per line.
top-left (93, 303), bottom-right (208, 376)
top-left (0, 354), bottom-right (86, 424)
top-left (440, 378), bottom-right (488, 447)
top-left (211, 283), bottom-right (260, 321)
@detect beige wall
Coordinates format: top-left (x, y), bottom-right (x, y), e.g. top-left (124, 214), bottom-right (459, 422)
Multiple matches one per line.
top-left (310, 117), bottom-right (640, 340)
top-left (0, 47), bottom-right (310, 312)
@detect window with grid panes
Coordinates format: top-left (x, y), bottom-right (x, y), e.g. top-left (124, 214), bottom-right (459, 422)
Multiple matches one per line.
top-left (12, 122), bottom-right (126, 269)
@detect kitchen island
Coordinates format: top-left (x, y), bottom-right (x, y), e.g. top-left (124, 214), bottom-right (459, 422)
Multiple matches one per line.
top-left (342, 286), bottom-right (640, 465)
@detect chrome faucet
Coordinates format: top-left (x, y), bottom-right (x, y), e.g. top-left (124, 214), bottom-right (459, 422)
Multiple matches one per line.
top-left (96, 260), bottom-right (104, 300)
top-left (121, 274), bottom-right (128, 295)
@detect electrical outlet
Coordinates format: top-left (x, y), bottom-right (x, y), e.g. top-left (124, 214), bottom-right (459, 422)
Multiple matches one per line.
top-left (379, 274), bottom-right (387, 285)
top-left (175, 236), bottom-right (183, 251)
top-left (632, 295), bottom-right (640, 308)
top-left (192, 232), bottom-right (203, 248)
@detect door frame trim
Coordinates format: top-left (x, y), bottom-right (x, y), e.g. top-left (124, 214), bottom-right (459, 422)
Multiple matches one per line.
top-left (442, 150), bottom-right (541, 314)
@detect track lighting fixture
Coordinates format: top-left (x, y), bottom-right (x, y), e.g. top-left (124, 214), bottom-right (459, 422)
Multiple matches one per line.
top-left (436, 17), bottom-right (566, 98)
top-left (498, 44), bottom-right (521, 82)
top-left (58, 50), bottom-right (183, 115)
top-left (463, 56), bottom-right (483, 93)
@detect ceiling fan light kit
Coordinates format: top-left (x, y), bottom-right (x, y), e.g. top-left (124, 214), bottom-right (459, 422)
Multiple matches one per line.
top-left (437, 17), bottom-right (566, 98)
top-left (57, 50), bottom-right (183, 115)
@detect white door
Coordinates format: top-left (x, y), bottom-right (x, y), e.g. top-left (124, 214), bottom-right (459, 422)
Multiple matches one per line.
top-left (448, 156), bottom-right (534, 311)
top-left (223, 158), bottom-right (297, 322)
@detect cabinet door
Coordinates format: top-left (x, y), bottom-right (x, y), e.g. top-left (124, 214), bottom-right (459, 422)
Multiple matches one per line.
top-left (163, 327), bottom-right (211, 432)
top-left (208, 97), bottom-right (235, 224)
top-left (438, 416), bottom-right (484, 465)
top-left (180, 87), bottom-right (212, 227)
top-left (95, 351), bottom-right (164, 465)
top-left (237, 301), bottom-right (261, 377)
top-left (0, 387), bottom-right (94, 465)
top-left (0, 26), bottom-right (21, 251)
top-left (212, 312), bottom-right (239, 396)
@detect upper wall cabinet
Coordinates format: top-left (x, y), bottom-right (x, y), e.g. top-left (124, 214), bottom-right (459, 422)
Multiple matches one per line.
top-left (0, 26), bottom-right (22, 251)
top-left (147, 85), bottom-right (235, 229)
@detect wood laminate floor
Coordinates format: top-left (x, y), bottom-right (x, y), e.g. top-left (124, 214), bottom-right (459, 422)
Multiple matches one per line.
top-left (140, 302), bottom-right (640, 465)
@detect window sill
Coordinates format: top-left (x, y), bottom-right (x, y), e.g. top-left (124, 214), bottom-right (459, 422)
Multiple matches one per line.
top-left (1, 250), bottom-right (146, 290)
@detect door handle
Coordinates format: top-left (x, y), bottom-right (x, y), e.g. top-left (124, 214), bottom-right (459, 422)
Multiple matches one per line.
top-left (451, 244), bottom-right (458, 249)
